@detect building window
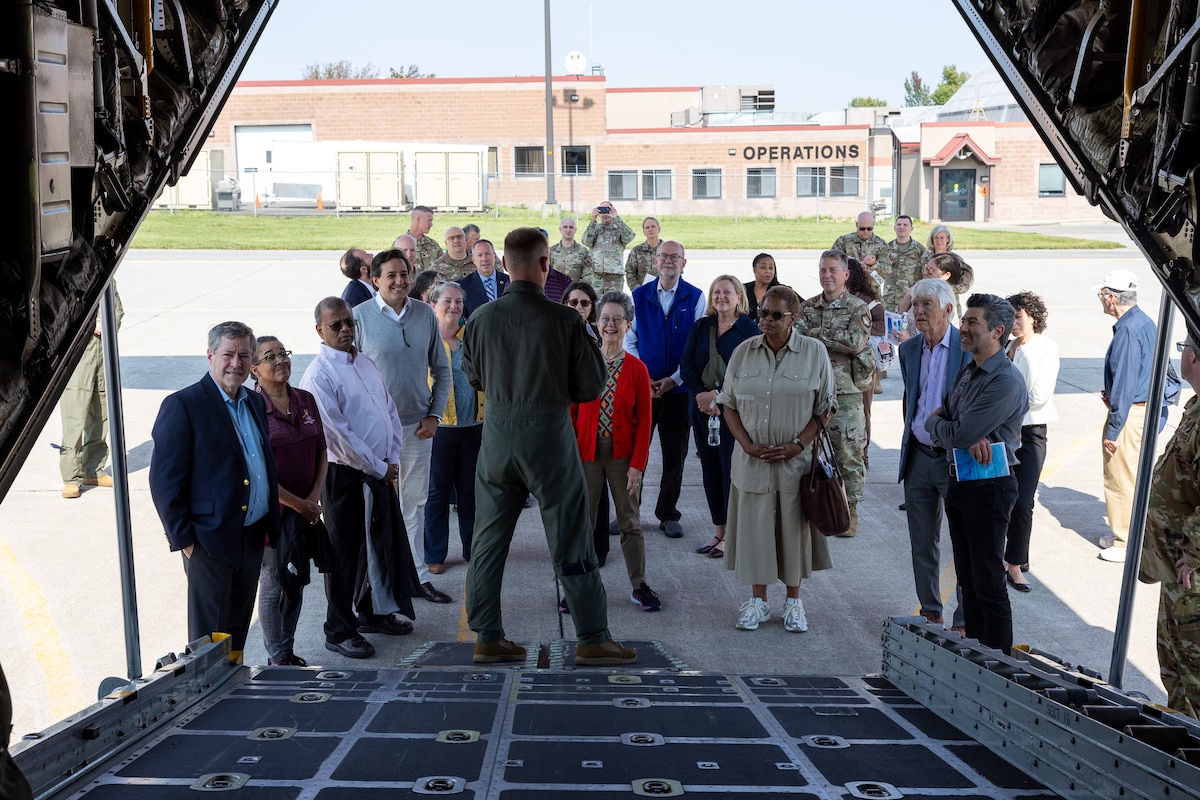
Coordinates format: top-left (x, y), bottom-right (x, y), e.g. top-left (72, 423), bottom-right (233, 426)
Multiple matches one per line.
top-left (747, 168), bottom-right (776, 198)
top-left (692, 169), bottom-right (722, 199)
top-left (830, 166), bottom-right (860, 196)
top-left (608, 170), bottom-right (637, 201)
top-left (796, 167), bottom-right (826, 197)
top-left (642, 169), bottom-right (672, 200)
top-left (487, 147), bottom-right (499, 180)
top-left (1038, 163), bottom-right (1065, 196)
top-left (514, 146), bottom-right (544, 176)
top-left (562, 146), bottom-right (591, 175)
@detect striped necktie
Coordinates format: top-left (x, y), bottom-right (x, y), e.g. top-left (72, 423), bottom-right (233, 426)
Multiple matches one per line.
top-left (485, 276), bottom-right (496, 301)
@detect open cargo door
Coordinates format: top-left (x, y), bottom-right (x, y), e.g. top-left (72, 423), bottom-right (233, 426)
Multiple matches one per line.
top-left (0, 0), bottom-right (279, 504)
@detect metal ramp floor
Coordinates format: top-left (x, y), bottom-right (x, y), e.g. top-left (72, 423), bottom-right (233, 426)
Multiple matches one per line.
top-left (40, 640), bottom-right (1054, 800)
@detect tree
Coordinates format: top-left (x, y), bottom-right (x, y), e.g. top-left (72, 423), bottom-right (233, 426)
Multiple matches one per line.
top-left (302, 60), bottom-right (380, 80)
top-left (388, 65), bottom-right (436, 79)
top-left (848, 96), bottom-right (888, 107)
top-left (930, 64), bottom-right (971, 105)
top-left (904, 71), bottom-right (932, 106)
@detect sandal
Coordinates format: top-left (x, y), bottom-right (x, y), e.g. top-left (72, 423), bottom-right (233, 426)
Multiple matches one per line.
top-left (696, 536), bottom-right (723, 555)
top-left (708, 540), bottom-right (725, 559)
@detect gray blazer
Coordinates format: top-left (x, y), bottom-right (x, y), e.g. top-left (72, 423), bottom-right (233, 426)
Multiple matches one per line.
top-left (897, 324), bottom-right (973, 482)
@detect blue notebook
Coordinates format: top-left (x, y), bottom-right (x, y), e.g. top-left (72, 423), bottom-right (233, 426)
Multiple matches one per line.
top-left (952, 442), bottom-right (1011, 481)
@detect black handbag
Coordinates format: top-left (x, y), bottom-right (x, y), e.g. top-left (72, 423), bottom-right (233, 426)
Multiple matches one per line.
top-left (799, 418), bottom-right (851, 536)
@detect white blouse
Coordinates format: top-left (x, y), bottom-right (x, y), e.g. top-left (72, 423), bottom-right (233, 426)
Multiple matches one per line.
top-left (1010, 333), bottom-right (1060, 426)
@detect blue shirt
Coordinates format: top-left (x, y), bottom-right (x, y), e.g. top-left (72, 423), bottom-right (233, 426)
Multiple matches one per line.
top-left (1104, 304), bottom-right (1166, 440)
top-left (216, 376), bottom-right (270, 525)
top-left (913, 326), bottom-right (953, 448)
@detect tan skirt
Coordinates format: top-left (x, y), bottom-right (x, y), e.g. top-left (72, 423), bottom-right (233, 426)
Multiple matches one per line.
top-left (724, 487), bottom-right (832, 586)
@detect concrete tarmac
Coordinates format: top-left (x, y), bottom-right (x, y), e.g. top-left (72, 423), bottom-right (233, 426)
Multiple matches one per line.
top-left (1, 225), bottom-right (1190, 737)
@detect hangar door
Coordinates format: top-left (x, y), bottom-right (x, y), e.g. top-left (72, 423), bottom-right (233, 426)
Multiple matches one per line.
top-left (233, 124), bottom-right (314, 200)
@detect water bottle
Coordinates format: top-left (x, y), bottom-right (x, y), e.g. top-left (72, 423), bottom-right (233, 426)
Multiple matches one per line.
top-left (707, 414), bottom-right (720, 446)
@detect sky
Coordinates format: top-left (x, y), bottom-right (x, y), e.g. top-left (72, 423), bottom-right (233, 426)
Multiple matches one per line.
top-left (239, 1), bottom-right (992, 114)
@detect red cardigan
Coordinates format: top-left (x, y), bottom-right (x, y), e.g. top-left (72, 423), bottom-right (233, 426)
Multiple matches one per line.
top-left (570, 353), bottom-right (653, 471)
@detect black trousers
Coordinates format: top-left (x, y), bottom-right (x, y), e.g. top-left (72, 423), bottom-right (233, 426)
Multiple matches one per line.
top-left (1005, 424), bottom-right (1047, 566)
top-left (322, 463), bottom-right (369, 644)
top-left (182, 517), bottom-right (269, 652)
top-left (946, 474), bottom-right (1017, 652)
top-left (649, 391), bottom-right (690, 522)
top-left (689, 403), bottom-right (735, 526)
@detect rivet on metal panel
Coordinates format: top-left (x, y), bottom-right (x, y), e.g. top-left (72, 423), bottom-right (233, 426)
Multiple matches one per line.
top-left (775, 762), bottom-right (801, 770)
top-left (425, 778), bottom-right (456, 791)
top-left (190, 772), bottom-right (250, 792)
top-left (696, 761), bottom-right (719, 769)
top-left (292, 692), bottom-right (331, 703)
top-left (751, 677), bottom-right (785, 686)
top-left (437, 729), bottom-right (480, 743)
top-left (844, 780), bottom-right (902, 800)
top-left (582, 760), bottom-right (603, 768)
top-left (237, 756), bottom-right (261, 764)
top-left (622, 732), bottom-right (665, 746)
top-left (617, 697), bottom-right (649, 708)
top-left (315, 671), bottom-right (349, 680)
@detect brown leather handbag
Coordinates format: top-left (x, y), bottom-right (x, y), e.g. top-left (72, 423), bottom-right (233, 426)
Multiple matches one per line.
top-left (800, 418), bottom-right (851, 536)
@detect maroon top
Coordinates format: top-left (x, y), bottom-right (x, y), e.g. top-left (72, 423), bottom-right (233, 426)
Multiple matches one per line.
top-left (257, 384), bottom-right (326, 508)
top-left (544, 267), bottom-right (572, 304)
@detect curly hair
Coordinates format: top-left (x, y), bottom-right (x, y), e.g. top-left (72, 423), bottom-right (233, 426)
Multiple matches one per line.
top-left (846, 258), bottom-right (880, 302)
top-left (1006, 290), bottom-right (1049, 333)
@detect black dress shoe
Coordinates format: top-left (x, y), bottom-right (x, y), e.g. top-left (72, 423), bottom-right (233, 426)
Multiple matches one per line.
top-left (660, 520), bottom-right (684, 538)
top-left (609, 518), bottom-right (620, 536)
top-left (325, 634), bottom-right (376, 658)
top-left (357, 612), bottom-right (414, 635)
top-left (696, 538), bottom-right (721, 554)
top-left (1020, 562), bottom-right (1030, 573)
top-left (898, 502), bottom-right (907, 511)
top-left (1005, 573), bottom-right (1032, 593)
top-left (420, 582), bottom-right (454, 603)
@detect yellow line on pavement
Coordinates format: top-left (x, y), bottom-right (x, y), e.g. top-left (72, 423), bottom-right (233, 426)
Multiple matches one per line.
top-left (457, 603), bottom-right (473, 642)
top-left (0, 537), bottom-right (88, 718)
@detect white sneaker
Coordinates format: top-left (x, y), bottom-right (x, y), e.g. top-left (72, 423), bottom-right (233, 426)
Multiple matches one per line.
top-left (783, 598), bottom-right (808, 632)
top-left (1098, 546), bottom-right (1127, 563)
top-left (735, 598), bottom-right (770, 631)
top-left (1099, 535), bottom-right (1120, 549)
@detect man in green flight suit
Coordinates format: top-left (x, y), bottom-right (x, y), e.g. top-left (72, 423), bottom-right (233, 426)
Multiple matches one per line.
top-left (60, 285), bottom-right (122, 498)
top-left (462, 227), bottom-right (637, 667)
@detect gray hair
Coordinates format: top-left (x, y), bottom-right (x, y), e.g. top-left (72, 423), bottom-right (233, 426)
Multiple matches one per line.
top-left (965, 293), bottom-right (1015, 342)
top-left (314, 296), bottom-right (349, 323)
top-left (207, 321), bottom-right (254, 352)
top-left (1110, 288), bottom-right (1137, 306)
top-left (596, 290), bottom-right (634, 322)
top-left (819, 249), bottom-right (849, 270)
top-left (927, 224), bottom-right (955, 251)
top-left (909, 278), bottom-right (956, 310)
top-left (428, 281), bottom-right (464, 304)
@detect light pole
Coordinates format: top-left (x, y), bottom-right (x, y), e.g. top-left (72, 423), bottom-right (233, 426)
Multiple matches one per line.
top-left (542, 0), bottom-right (559, 216)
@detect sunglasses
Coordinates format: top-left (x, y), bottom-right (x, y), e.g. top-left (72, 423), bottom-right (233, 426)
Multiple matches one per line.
top-left (324, 317), bottom-right (357, 332)
top-left (858, 226), bottom-right (873, 232)
top-left (757, 309), bottom-right (794, 321)
top-left (567, 299), bottom-right (593, 307)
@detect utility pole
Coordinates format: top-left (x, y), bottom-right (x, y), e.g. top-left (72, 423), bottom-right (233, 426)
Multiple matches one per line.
top-left (542, 0), bottom-right (559, 217)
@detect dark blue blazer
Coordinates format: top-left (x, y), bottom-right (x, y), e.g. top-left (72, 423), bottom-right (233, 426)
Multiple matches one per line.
top-left (457, 270), bottom-right (511, 319)
top-left (342, 279), bottom-right (373, 309)
top-left (897, 325), bottom-right (973, 482)
top-left (150, 374), bottom-right (280, 560)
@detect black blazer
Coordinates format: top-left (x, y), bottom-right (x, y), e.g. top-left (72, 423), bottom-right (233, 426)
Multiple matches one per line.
top-left (150, 375), bottom-right (280, 560)
top-left (457, 270), bottom-right (511, 319)
top-left (342, 279), bottom-right (373, 309)
top-left (744, 279), bottom-right (782, 319)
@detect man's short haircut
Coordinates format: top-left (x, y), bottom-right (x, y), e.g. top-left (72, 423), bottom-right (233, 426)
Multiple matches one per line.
top-left (463, 223), bottom-right (481, 236)
top-left (1006, 290), bottom-right (1049, 334)
top-left (503, 227), bottom-right (549, 272)
top-left (706, 275), bottom-right (750, 317)
top-left (764, 285), bottom-right (801, 317)
top-left (314, 296), bottom-right (350, 323)
top-left (910, 277), bottom-right (956, 310)
top-left (340, 247), bottom-right (369, 280)
top-left (412, 205), bottom-right (433, 217)
top-left (370, 249), bottom-right (411, 278)
top-left (1109, 287), bottom-right (1138, 305)
top-left (966, 293), bottom-right (1015, 342)
top-left (597, 290), bottom-right (635, 323)
top-left (208, 321), bottom-right (254, 353)
top-left (472, 238), bottom-right (494, 254)
top-left (896, 215), bottom-right (913, 224)
top-left (819, 249), bottom-right (849, 270)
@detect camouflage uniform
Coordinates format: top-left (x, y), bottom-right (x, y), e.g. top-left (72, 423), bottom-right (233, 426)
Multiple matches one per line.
top-left (794, 290), bottom-right (874, 504)
top-left (432, 252), bottom-right (475, 281)
top-left (1141, 394), bottom-right (1200, 718)
top-left (881, 238), bottom-right (928, 311)
top-left (624, 242), bottom-right (659, 291)
top-left (549, 242), bottom-right (596, 283)
top-left (581, 217), bottom-right (636, 294)
top-left (410, 233), bottom-right (444, 271)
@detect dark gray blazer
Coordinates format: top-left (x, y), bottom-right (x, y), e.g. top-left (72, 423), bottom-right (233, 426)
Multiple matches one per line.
top-left (897, 324), bottom-right (973, 482)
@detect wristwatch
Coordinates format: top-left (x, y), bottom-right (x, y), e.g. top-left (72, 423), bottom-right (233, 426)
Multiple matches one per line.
top-left (792, 435), bottom-right (805, 447)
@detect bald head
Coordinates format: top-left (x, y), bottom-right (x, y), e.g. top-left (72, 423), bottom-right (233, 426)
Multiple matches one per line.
top-left (393, 234), bottom-right (418, 266)
top-left (444, 226), bottom-right (467, 258)
top-left (856, 211), bottom-right (875, 241)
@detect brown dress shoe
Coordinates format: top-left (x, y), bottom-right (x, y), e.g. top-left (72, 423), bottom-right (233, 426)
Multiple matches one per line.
top-left (427, 563), bottom-right (445, 575)
top-left (575, 640), bottom-right (637, 666)
top-left (62, 483), bottom-right (81, 499)
top-left (473, 639), bottom-right (526, 664)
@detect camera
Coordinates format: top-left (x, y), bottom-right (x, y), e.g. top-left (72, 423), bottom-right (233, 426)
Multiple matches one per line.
top-left (597, 206), bottom-right (612, 215)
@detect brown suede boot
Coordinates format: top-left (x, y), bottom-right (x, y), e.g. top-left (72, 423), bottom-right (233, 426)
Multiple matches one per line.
top-left (836, 502), bottom-right (858, 538)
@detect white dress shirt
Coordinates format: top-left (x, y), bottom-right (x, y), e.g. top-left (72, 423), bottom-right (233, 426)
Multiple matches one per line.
top-left (623, 280), bottom-right (707, 386)
top-left (299, 343), bottom-right (404, 479)
top-left (1011, 333), bottom-right (1060, 426)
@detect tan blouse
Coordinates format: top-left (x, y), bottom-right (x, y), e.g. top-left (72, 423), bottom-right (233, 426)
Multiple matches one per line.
top-left (718, 331), bottom-right (837, 493)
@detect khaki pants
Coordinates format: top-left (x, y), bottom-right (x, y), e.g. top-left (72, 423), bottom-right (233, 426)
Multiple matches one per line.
top-left (583, 437), bottom-right (645, 588)
top-left (1103, 403), bottom-right (1147, 544)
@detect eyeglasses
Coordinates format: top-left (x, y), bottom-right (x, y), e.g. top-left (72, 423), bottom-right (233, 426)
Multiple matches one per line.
top-left (566, 299), bottom-right (593, 307)
top-left (1177, 342), bottom-right (1193, 353)
top-left (656, 253), bottom-right (684, 264)
top-left (858, 226), bottom-right (873, 231)
top-left (323, 317), bottom-right (356, 332)
top-left (255, 350), bottom-right (292, 364)
top-left (598, 315), bottom-right (627, 325)
top-left (757, 309), bottom-right (794, 321)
